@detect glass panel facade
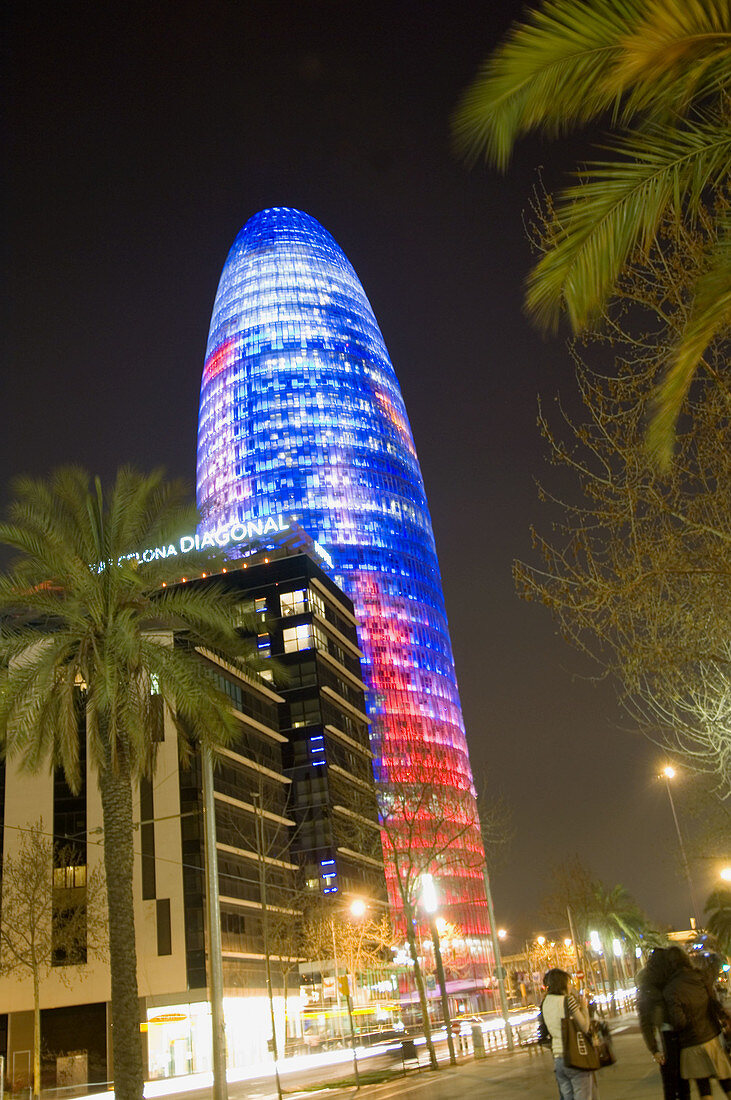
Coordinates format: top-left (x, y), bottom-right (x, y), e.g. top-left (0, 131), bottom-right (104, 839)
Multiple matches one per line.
top-left (197, 207), bottom-right (486, 934)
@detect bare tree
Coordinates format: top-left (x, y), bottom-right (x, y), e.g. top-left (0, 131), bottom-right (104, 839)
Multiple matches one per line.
top-left (377, 780), bottom-right (485, 1070)
top-left (515, 200), bottom-right (731, 796)
top-left (0, 821), bottom-right (106, 1099)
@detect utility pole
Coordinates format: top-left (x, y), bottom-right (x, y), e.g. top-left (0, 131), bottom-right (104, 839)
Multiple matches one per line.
top-left (483, 867), bottom-right (514, 1051)
top-left (201, 745), bottom-right (228, 1100)
top-left (566, 906), bottom-right (583, 984)
top-left (253, 791), bottom-right (283, 1100)
top-left (337, 966), bottom-right (361, 1088)
top-left (421, 874), bottom-right (456, 1065)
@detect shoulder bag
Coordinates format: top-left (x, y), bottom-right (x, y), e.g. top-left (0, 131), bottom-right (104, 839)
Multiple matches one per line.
top-left (561, 996), bottom-right (601, 1071)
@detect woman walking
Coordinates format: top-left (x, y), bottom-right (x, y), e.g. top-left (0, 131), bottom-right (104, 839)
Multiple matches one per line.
top-left (663, 946), bottom-right (731, 1098)
top-left (638, 948), bottom-right (690, 1099)
top-left (541, 968), bottom-right (596, 1100)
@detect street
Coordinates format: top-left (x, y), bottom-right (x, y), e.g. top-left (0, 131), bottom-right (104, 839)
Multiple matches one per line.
top-left (139, 1021), bottom-right (663, 1100)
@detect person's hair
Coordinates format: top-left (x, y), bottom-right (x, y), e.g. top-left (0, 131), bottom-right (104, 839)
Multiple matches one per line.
top-left (666, 946), bottom-right (692, 973)
top-left (645, 948), bottom-right (671, 987)
top-left (544, 968), bottom-right (570, 995)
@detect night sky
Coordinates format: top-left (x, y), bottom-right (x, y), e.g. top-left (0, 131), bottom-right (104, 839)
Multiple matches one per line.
top-left (6, 1), bottom-right (709, 942)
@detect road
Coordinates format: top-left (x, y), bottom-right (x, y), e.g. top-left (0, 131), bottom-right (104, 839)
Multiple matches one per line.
top-left (143, 1022), bottom-right (662, 1100)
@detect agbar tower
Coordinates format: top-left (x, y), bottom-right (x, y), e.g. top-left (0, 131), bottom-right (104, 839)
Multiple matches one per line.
top-left (196, 208), bottom-right (487, 935)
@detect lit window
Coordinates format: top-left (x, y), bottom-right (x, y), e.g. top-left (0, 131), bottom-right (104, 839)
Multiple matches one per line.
top-left (280, 589), bottom-right (307, 617)
top-left (283, 624), bottom-right (313, 653)
top-left (308, 589), bottom-right (325, 618)
top-left (53, 865), bottom-right (86, 889)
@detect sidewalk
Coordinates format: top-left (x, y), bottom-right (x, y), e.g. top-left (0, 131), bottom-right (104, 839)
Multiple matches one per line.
top-left (301, 1024), bottom-right (663, 1099)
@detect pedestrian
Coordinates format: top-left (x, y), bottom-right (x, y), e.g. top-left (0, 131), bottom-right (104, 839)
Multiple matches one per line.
top-left (663, 945), bottom-right (731, 1098)
top-left (638, 948), bottom-right (690, 1099)
top-left (540, 967), bottom-right (596, 1100)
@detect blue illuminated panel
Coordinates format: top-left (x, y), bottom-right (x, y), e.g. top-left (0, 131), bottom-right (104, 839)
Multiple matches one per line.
top-left (197, 208), bottom-right (487, 934)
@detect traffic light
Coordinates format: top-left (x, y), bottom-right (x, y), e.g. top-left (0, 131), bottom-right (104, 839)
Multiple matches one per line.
top-left (338, 974), bottom-right (351, 998)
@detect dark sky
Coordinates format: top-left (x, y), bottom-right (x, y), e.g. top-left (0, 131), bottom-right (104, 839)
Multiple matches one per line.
top-left (6, 0), bottom-right (711, 942)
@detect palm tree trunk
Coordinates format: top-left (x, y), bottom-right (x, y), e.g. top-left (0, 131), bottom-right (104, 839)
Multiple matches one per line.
top-left (605, 952), bottom-right (617, 1016)
top-left (99, 748), bottom-right (144, 1100)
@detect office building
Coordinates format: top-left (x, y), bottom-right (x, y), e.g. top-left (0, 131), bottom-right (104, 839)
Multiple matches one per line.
top-left (196, 208), bottom-right (487, 934)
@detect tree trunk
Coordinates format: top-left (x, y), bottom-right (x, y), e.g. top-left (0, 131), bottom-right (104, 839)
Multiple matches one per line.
top-left (33, 969), bottom-right (41, 1100)
top-left (404, 911), bottom-right (438, 1070)
top-left (605, 951), bottom-right (618, 1016)
top-left (99, 749), bottom-right (144, 1100)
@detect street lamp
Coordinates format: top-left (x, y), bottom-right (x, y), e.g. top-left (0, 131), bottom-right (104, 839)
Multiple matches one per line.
top-left (720, 867), bottom-right (731, 883)
top-left (660, 766), bottom-right (701, 927)
top-left (421, 874), bottom-right (457, 1066)
top-left (201, 746), bottom-right (228, 1100)
top-left (330, 898), bottom-right (365, 1089)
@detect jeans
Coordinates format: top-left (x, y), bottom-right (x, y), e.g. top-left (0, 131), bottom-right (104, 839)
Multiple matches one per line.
top-left (554, 1056), bottom-right (595, 1100)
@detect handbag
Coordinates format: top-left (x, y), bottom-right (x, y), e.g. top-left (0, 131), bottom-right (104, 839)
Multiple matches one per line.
top-left (591, 1019), bottom-right (617, 1067)
top-left (561, 996), bottom-right (601, 1071)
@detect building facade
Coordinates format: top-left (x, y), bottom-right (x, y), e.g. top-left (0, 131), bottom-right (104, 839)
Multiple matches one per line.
top-left (0, 544), bottom-right (384, 1086)
top-left (196, 207), bottom-right (487, 935)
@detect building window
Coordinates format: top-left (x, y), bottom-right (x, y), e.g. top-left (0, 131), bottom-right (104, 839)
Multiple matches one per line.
top-left (280, 589), bottom-right (307, 617)
top-left (308, 588), bottom-right (325, 618)
top-left (283, 623), bottom-right (313, 653)
top-left (52, 864), bottom-right (86, 889)
top-left (156, 898), bottom-right (172, 956)
top-left (289, 699), bottom-right (321, 728)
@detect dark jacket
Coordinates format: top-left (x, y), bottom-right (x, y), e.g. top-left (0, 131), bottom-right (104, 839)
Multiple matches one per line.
top-left (637, 974), bottom-right (668, 1054)
top-left (664, 967), bottom-right (719, 1049)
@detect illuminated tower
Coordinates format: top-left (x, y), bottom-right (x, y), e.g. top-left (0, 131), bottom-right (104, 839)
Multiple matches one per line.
top-left (197, 208), bottom-right (487, 935)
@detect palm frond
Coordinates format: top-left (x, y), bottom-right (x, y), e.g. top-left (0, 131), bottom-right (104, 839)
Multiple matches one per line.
top-left (454, 0), bottom-right (645, 168)
top-left (647, 218), bottom-right (731, 464)
top-left (526, 112), bottom-right (731, 331)
top-left (617, 0), bottom-right (731, 116)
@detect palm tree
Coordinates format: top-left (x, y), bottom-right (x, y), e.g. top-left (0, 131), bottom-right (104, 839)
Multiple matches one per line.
top-left (0, 467), bottom-right (252, 1100)
top-left (454, 0), bottom-right (731, 461)
top-left (705, 887), bottom-right (731, 954)
top-left (587, 883), bottom-right (648, 1011)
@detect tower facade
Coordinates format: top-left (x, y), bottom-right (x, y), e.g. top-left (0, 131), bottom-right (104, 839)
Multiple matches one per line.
top-left (196, 208), bottom-right (487, 934)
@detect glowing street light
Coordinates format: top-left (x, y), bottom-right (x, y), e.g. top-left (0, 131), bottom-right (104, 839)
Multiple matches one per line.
top-left (498, 928), bottom-right (507, 940)
top-left (350, 898), bottom-right (366, 919)
top-left (720, 867), bottom-right (731, 883)
top-left (659, 765), bottom-right (700, 927)
top-left (420, 875), bottom-right (456, 1066)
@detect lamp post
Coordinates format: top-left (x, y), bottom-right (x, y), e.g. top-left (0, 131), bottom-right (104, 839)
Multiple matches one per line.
top-left (421, 875), bottom-right (457, 1066)
top-left (483, 867), bottom-right (514, 1051)
top-left (201, 745), bottom-right (228, 1100)
top-left (252, 791), bottom-right (283, 1100)
top-left (330, 898), bottom-right (366, 1088)
top-left (661, 766), bottom-right (701, 927)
